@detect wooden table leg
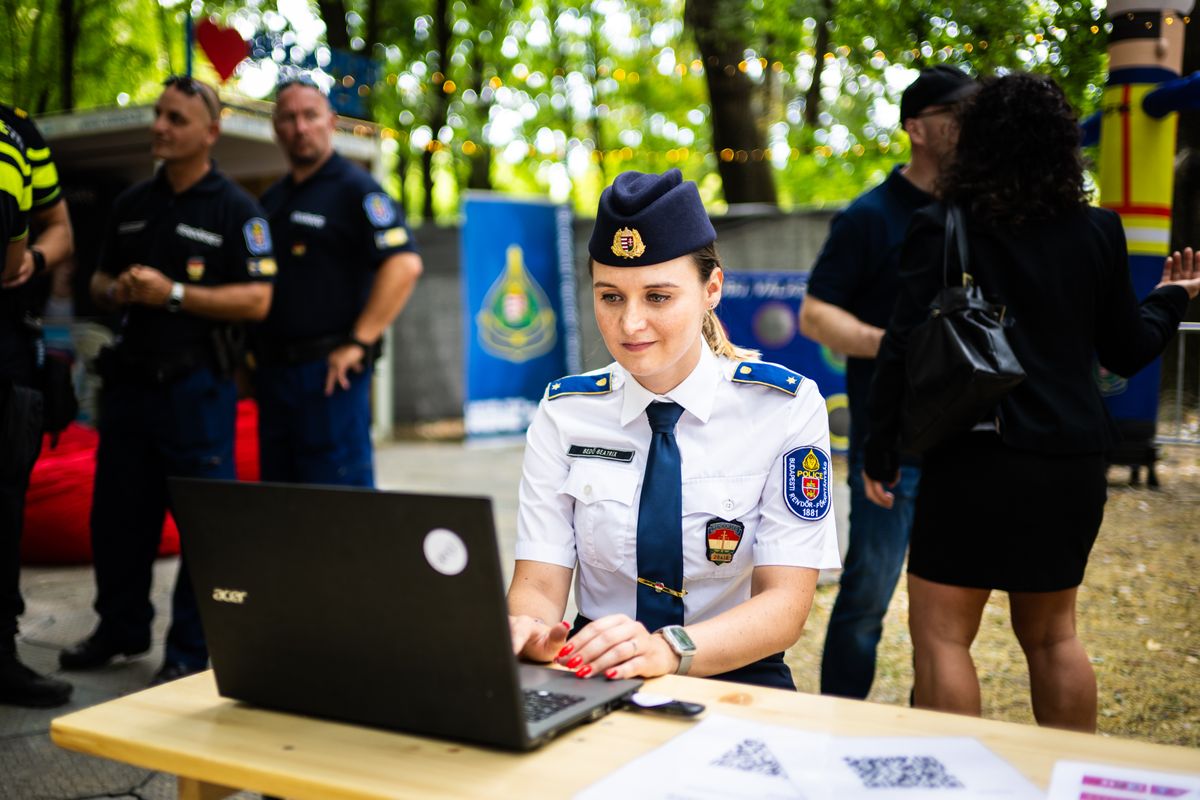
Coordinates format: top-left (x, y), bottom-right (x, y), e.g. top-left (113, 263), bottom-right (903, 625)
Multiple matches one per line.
top-left (177, 775), bottom-right (241, 800)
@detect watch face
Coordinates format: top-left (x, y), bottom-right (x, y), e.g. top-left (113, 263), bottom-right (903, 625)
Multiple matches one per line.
top-left (666, 626), bottom-right (696, 652)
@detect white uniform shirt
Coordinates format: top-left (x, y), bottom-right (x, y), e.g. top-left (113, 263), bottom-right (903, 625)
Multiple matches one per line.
top-left (516, 344), bottom-right (841, 625)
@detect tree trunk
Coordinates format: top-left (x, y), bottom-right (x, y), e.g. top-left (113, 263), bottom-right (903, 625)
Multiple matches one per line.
top-left (466, 44), bottom-right (492, 190)
top-left (1172, 10), bottom-right (1200, 265)
top-left (318, 0), bottom-right (350, 51)
top-left (422, 0), bottom-right (452, 220)
top-left (685, 0), bottom-right (776, 204)
top-left (803, 0), bottom-right (833, 131)
top-left (365, 0), bottom-right (380, 54)
top-left (59, 0), bottom-right (77, 111)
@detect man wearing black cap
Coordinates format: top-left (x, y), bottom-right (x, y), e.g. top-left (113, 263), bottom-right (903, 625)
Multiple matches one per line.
top-left (799, 65), bottom-right (976, 700)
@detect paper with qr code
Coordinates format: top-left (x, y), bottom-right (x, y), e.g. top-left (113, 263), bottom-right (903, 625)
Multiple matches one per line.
top-left (574, 714), bottom-right (830, 799)
top-left (574, 715), bottom-right (1042, 800)
top-left (1046, 760), bottom-right (1200, 800)
top-left (825, 736), bottom-right (1042, 799)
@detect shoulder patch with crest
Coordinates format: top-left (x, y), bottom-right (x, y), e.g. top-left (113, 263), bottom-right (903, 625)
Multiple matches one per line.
top-left (782, 446), bottom-right (831, 521)
top-left (363, 192), bottom-right (396, 227)
top-left (243, 218), bottom-right (272, 255)
top-left (547, 373), bottom-right (613, 400)
top-left (731, 361), bottom-right (804, 396)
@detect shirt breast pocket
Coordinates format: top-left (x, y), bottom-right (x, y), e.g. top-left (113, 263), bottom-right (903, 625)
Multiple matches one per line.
top-left (682, 474), bottom-right (766, 580)
top-left (559, 460), bottom-right (639, 573)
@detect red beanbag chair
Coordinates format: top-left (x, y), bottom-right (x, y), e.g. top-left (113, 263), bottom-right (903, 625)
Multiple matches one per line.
top-left (20, 399), bottom-right (260, 565)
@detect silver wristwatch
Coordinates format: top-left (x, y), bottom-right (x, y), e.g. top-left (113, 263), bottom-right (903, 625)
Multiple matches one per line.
top-left (657, 625), bottom-right (696, 675)
top-left (166, 281), bottom-right (186, 313)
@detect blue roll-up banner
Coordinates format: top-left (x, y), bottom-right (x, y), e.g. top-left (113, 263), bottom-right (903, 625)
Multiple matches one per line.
top-left (717, 271), bottom-right (849, 452)
top-left (462, 194), bottom-right (579, 438)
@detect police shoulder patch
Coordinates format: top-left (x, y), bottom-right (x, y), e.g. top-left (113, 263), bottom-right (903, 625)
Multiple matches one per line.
top-left (363, 192), bottom-right (396, 227)
top-left (243, 218), bottom-right (272, 255)
top-left (782, 446), bottom-right (831, 521)
top-left (731, 361), bottom-right (804, 396)
top-left (547, 372), bottom-right (613, 400)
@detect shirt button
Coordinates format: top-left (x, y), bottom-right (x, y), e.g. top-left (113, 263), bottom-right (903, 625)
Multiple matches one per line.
top-left (584, 485), bottom-right (593, 497)
top-left (722, 499), bottom-right (734, 511)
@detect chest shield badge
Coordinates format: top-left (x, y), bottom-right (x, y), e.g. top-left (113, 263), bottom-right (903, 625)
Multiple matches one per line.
top-left (705, 518), bottom-right (744, 565)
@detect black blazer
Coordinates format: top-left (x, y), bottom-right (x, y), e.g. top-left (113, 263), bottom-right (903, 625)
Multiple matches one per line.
top-left (865, 203), bottom-right (1189, 478)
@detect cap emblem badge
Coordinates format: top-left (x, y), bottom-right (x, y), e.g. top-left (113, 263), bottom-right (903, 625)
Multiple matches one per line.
top-left (611, 227), bottom-right (646, 259)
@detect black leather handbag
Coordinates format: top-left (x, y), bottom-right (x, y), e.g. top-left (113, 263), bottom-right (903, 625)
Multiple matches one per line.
top-left (900, 205), bottom-right (1025, 454)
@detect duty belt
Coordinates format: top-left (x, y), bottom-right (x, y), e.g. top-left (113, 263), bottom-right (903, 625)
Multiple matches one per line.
top-left (253, 334), bottom-right (347, 367)
top-left (95, 345), bottom-right (212, 385)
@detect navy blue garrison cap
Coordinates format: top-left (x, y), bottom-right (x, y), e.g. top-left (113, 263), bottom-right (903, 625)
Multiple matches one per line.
top-left (588, 169), bottom-right (716, 267)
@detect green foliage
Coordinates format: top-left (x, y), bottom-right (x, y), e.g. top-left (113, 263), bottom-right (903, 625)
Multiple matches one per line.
top-left (0, 0), bottom-right (1110, 215)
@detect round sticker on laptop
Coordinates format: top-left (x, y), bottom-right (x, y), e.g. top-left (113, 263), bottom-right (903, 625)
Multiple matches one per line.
top-left (423, 528), bottom-right (468, 576)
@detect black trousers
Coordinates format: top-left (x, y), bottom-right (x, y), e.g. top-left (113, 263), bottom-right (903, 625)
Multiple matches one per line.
top-left (0, 328), bottom-right (40, 650)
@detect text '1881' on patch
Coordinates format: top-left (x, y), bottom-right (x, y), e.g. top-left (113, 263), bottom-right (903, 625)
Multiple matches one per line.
top-left (567, 445), bottom-right (635, 463)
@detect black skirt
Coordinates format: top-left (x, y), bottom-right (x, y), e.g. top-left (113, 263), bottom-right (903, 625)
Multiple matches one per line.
top-left (907, 431), bottom-right (1107, 593)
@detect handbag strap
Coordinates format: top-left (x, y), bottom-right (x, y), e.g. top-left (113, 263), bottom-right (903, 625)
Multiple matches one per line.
top-left (942, 204), bottom-right (971, 287)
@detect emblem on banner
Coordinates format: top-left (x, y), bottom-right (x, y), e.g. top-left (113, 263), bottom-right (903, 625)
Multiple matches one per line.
top-left (476, 244), bottom-right (558, 363)
top-left (611, 227), bottom-right (646, 259)
top-left (705, 518), bottom-right (744, 565)
top-left (186, 257), bottom-right (205, 281)
top-left (783, 446), bottom-right (831, 521)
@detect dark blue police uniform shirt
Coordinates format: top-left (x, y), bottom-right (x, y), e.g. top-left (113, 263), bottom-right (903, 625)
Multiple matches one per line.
top-left (806, 165), bottom-right (932, 455)
top-left (98, 164), bottom-right (275, 357)
top-left (258, 152), bottom-right (416, 343)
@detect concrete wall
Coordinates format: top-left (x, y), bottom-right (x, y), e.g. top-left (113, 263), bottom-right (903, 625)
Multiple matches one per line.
top-left (390, 207), bottom-right (839, 424)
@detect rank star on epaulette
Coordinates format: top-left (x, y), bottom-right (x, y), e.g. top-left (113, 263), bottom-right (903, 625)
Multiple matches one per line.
top-left (731, 362), bottom-right (804, 396)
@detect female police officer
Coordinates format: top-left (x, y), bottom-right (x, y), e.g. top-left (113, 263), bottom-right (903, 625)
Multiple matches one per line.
top-left (508, 169), bottom-right (840, 689)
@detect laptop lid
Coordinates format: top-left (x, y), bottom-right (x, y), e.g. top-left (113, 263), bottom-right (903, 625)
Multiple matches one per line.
top-left (169, 478), bottom-right (641, 750)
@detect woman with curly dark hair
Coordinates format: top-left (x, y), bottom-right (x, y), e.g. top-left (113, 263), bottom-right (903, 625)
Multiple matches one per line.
top-left (862, 73), bottom-right (1198, 731)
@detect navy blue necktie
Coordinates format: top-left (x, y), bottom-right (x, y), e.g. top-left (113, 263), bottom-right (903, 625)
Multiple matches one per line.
top-left (635, 401), bottom-right (686, 632)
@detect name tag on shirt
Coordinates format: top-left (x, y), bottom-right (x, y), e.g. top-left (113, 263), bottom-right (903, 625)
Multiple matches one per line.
top-left (567, 445), bottom-right (634, 463)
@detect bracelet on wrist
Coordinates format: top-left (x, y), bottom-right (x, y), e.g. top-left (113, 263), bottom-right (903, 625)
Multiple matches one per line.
top-left (29, 247), bottom-right (46, 275)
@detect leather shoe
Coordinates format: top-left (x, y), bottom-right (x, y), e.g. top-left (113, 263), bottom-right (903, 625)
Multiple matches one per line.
top-left (0, 656), bottom-right (73, 708)
top-left (151, 661), bottom-right (204, 686)
top-left (60, 633), bottom-right (149, 670)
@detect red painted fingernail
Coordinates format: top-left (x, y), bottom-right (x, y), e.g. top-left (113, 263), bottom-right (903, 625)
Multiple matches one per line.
top-left (560, 621), bottom-right (571, 629)
top-left (567, 655), bottom-right (583, 668)
top-left (557, 644), bottom-right (574, 658)
top-left (575, 665), bottom-right (593, 678)
top-left (605, 668), bottom-right (618, 680)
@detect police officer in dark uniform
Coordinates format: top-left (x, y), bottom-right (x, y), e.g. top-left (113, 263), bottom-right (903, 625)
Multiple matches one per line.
top-left (0, 109), bottom-right (74, 707)
top-left (59, 77), bottom-right (275, 684)
top-left (255, 78), bottom-right (421, 487)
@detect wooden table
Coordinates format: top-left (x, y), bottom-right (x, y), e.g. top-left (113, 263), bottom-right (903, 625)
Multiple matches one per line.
top-left (51, 671), bottom-right (1199, 799)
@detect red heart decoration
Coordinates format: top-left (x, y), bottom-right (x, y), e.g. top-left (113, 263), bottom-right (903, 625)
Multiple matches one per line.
top-left (196, 19), bottom-right (248, 83)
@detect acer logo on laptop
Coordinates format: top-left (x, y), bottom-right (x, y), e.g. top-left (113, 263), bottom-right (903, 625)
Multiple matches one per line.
top-left (212, 588), bottom-right (248, 604)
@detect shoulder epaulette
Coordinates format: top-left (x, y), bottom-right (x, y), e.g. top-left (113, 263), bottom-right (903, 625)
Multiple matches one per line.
top-left (730, 362), bottom-right (804, 396)
top-left (547, 372), bottom-right (613, 400)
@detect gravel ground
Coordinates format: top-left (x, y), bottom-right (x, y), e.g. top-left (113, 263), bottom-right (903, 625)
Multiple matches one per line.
top-left (784, 446), bottom-right (1200, 748)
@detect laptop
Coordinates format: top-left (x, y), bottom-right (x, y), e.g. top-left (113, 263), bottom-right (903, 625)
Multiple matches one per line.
top-left (169, 478), bottom-right (642, 751)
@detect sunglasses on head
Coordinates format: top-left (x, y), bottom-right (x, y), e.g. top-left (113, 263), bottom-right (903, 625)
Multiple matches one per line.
top-left (275, 75), bottom-right (324, 97)
top-left (163, 75), bottom-right (221, 120)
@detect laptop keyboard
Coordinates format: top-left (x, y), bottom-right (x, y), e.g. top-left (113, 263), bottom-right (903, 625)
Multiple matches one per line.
top-left (522, 689), bottom-right (585, 722)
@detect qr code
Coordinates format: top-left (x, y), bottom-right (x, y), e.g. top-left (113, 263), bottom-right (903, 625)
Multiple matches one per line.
top-left (712, 738), bottom-right (788, 778)
top-left (843, 756), bottom-right (965, 789)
